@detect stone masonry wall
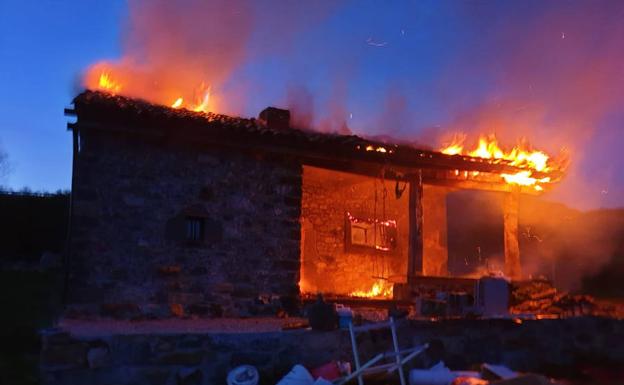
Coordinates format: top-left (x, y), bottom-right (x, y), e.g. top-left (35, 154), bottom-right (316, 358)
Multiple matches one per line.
top-left (68, 129), bottom-right (302, 318)
top-left (300, 166), bottom-right (409, 295)
top-left (40, 317), bottom-right (624, 385)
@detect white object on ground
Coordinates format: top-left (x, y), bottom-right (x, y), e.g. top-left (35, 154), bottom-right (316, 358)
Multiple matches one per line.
top-left (409, 361), bottom-right (455, 385)
top-left (227, 365), bottom-right (259, 385)
top-left (409, 362), bottom-right (482, 385)
top-left (276, 365), bottom-right (315, 385)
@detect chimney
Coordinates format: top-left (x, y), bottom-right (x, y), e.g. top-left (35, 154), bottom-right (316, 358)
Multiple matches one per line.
top-left (258, 107), bottom-right (290, 130)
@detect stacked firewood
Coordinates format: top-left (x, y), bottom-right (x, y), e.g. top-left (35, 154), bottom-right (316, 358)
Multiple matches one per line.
top-left (510, 278), bottom-right (615, 317)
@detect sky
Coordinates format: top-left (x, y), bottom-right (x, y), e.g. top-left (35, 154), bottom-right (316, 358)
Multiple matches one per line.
top-left (0, 0), bottom-right (623, 210)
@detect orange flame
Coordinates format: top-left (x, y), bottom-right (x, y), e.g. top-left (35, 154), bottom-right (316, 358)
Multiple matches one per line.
top-left (350, 280), bottom-right (393, 298)
top-left (97, 72), bottom-right (122, 94)
top-left (441, 134), bottom-right (564, 191)
top-left (84, 63), bottom-right (217, 113)
top-left (171, 97), bottom-right (183, 108)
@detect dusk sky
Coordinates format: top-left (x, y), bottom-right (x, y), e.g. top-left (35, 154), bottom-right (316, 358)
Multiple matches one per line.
top-left (1, 0), bottom-right (623, 210)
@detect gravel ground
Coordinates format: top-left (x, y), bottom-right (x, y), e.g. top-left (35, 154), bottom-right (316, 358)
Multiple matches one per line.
top-left (58, 317), bottom-right (309, 337)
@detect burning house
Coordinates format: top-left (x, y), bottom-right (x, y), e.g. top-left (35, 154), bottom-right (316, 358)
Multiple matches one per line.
top-left (64, 90), bottom-right (563, 319)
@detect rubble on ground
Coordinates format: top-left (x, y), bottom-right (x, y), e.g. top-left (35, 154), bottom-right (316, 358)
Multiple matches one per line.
top-left (510, 278), bottom-right (616, 318)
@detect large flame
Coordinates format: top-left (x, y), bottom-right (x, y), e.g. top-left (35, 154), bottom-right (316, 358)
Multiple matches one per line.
top-left (350, 280), bottom-right (393, 299)
top-left (441, 134), bottom-right (564, 190)
top-left (97, 72), bottom-right (122, 94)
top-left (84, 63), bottom-right (216, 113)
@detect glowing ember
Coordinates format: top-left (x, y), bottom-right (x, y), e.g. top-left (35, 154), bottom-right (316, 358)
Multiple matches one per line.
top-left (441, 134), bottom-right (564, 191)
top-left (350, 280), bottom-right (393, 298)
top-left (364, 145), bottom-right (390, 153)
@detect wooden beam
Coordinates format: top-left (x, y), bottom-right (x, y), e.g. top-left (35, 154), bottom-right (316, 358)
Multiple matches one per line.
top-left (407, 170), bottom-right (424, 282)
top-left (72, 119), bottom-right (550, 195)
top-left (422, 176), bottom-right (543, 195)
top-left (422, 186), bottom-right (448, 276)
top-left (504, 190), bottom-right (521, 279)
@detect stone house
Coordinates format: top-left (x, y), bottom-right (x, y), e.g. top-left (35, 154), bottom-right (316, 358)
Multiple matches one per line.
top-left (64, 91), bottom-right (545, 318)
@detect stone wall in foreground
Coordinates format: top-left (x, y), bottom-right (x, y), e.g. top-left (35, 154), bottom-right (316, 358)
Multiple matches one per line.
top-left (41, 317), bottom-right (624, 385)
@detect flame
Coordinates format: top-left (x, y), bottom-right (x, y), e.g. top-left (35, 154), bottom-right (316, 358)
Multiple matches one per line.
top-left (441, 144), bottom-right (463, 156)
top-left (350, 280), bottom-right (393, 298)
top-left (364, 145), bottom-right (389, 153)
top-left (85, 64), bottom-right (217, 113)
top-left (441, 134), bottom-right (564, 191)
top-left (97, 72), bottom-right (122, 94)
top-left (192, 84), bottom-right (211, 113)
top-left (501, 171), bottom-right (551, 186)
top-left (171, 97), bottom-right (184, 108)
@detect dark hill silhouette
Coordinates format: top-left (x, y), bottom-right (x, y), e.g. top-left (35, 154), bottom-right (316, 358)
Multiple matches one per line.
top-left (0, 191), bottom-right (69, 264)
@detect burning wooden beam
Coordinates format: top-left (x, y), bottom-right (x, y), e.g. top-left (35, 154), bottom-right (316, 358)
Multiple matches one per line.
top-left (504, 190), bottom-right (521, 279)
top-left (407, 171), bottom-right (424, 281)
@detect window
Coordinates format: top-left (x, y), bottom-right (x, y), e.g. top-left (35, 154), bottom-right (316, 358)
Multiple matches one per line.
top-left (185, 217), bottom-right (205, 241)
top-left (346, 212), bottom-right (397, 252)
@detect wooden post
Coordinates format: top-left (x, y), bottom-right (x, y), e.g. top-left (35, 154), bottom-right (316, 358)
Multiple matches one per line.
top-left (504, 190), bottom-right (521, 279)
top-left (422, 186), bottom-right (449, 276)
top-left (407, 170), bottom-right (424, 282)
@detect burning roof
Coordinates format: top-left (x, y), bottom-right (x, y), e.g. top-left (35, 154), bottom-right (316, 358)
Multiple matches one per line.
top-left (67, 91), bottom-right (564, 194)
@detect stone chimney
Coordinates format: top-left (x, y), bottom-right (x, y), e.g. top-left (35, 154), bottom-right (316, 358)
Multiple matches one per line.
top-left (258, 107), bottom-right (290, 130)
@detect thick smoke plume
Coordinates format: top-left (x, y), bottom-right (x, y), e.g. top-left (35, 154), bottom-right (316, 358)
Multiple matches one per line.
top-left (86, 1), bottom-right (624, 209)
top-left (84, 1), bottom-right (624, 288)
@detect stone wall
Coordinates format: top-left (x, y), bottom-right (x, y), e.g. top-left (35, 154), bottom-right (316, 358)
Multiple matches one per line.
top-left (68, 129), bottom-right (302, 318)
top-left (40, 317), bottom-right (624, 385)
top-left (300, 166), bottom-right (409, 295)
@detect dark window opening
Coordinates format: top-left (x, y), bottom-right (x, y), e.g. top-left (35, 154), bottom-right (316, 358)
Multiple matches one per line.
top-left (185, 217), bottom-right (205, 241)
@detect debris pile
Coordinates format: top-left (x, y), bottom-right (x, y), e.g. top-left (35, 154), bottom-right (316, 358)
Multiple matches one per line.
top-left (510, 278), bottom-right (615, 318)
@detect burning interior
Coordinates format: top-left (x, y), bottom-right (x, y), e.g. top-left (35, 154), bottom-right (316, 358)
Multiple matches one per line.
top-left (64, 90), bottom-right (569, 319)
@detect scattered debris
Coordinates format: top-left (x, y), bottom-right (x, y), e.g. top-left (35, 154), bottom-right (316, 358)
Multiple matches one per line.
top-left (409, 362), bottom-right (562, 385)
top-left (276, 365), bottom-right (313, 385)
top-left (227, 365), bottom-right (259, 385)
top-left (309, 361), bottom-right (351, 382)
top-left (409, 361), bottom-right (481, 385)
top-left (276, 365), bottom-right (335, 385)
top-left (510, 278), bottom-right (615, 317)
top-left (336, 305), bottom-right (353, 329)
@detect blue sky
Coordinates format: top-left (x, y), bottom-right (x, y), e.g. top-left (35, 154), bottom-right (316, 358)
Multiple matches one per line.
top-left (1, 1), bottom-right (622, 209)
top-left (0, 0), bottom-right (125, 190)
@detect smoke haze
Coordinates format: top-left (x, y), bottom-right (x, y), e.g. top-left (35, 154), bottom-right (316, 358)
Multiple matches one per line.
top-left (85, 0), bottom-right (624, 210)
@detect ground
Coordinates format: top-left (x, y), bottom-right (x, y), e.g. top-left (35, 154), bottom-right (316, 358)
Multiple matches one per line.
top-left (0, 270), bottom-right (63, 385)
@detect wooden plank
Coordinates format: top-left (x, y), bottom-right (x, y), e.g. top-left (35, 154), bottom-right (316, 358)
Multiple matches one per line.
top-left (504, 190), bottom-right (521, 279)
top-left (407, 171), bottom-right (424, 281)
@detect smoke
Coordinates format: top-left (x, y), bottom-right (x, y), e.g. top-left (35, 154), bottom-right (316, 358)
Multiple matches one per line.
top-left (434, 1), bottom-right (624, 210)
top-left (85, 1), bottom-right (624, 286)
top-left (84, 0), bottom-right (345, 115)
top-left (435, 1), bottom-right (624, 288)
